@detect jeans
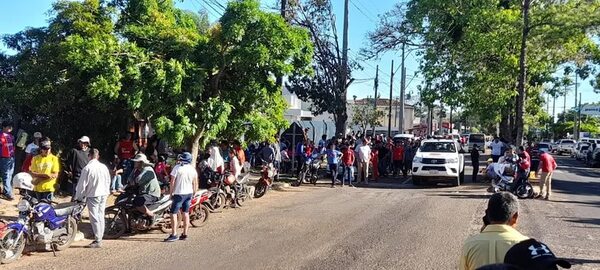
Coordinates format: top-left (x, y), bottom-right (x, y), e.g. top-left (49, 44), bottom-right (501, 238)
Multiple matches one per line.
top-left (111, 175), bottom-right (123, 191)
top-left (341, 165), bottom-right (354, 185)
top-left (0, 157), bottom-right (14, 198)
top-left (328, 164), bottom-right (338, 186)
top-left (87, 196), bottom-right (107, 242)
top-left (121, 159), bottom-right (133, 185)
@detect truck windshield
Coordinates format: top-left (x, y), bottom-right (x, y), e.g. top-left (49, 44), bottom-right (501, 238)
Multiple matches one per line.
top-left (420, 142), bottom-right (456, 153)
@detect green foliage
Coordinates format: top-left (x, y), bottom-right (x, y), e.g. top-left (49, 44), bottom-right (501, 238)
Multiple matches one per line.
top-left (1, 0), bottom-right (313, 161)
top-left (366, 0), bottom-right (600, 139)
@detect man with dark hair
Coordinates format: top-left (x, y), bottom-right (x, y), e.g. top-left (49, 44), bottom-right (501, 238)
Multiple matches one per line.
top-left (66, 136), bottom-right (91, 195)
top-left (460, 192), bottom-right (529, 270)
top-left (471, 144), bottom-right (481, 182)
top-left (74, 148), bottom-right (110, 248)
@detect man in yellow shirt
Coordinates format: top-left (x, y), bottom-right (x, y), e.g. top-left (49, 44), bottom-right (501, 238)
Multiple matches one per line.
top-left (459, 192), bottom-right (529, 270)
top-left (29, 140), bottom-right (60, 201)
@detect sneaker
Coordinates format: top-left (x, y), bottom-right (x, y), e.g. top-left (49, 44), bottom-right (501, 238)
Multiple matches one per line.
top-left (544, 196), bottom-right (550, 201)
top-left (87, 241), bottom-right (102, 248)
top-left (164, 234), bottom-right (178, 242)
top-left (179, 234), bottom-right (188, 241)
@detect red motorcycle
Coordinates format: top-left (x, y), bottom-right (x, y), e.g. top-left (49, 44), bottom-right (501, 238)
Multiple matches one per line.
top-left (254, 163), bottom-right (276, 198)
top-left (189, 191), bottom-right (210, 227)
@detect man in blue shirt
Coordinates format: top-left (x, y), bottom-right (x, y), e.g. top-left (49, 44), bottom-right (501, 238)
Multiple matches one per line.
top-left (325, 144), bottom-right (343, 188)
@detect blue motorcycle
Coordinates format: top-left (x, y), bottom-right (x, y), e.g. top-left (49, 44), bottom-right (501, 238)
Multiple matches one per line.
top-left (0, 195), bottom-right (85, 264)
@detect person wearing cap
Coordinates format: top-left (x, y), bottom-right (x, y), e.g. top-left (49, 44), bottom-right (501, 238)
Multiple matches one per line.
top-left (503, 238), bottom-right (571, 270)
top-left (0, 121), bottom-right (15, 200)
top-left (74, 148), bottom-right (111, 248)
top-left (459, 192), bottom-right (529, 270)
top-left (128, 153), bottom-right (161, 217)
top-left (29, 140), bottom-right (60, 201)
top-left (65, 136), bottom-right (91, 196)
top-left (536, 150), bottom-right (557, 200)
top-left (25, 132), bottom-right (42, 157)
top-left (164, 152), bottom-right (197, 242)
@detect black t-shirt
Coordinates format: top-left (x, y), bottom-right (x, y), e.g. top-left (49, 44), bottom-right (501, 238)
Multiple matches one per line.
top-left (67, 148), bottom-right (90, 180)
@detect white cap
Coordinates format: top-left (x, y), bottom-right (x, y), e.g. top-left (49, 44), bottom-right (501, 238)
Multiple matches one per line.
top-left (78, 136), bottom-right (91, 144)
top-left (33, 132), bottom-right (42, 138)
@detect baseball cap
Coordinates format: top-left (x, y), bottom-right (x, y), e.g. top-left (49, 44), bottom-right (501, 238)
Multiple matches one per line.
top-left (40, 140), bottom-right (52, 149)
top-left (78, 136), bottom-right (91, 144)
top-left (504, 239), bottom-right (571, 270)
top-left (33, 132), bottom-right (42, 138)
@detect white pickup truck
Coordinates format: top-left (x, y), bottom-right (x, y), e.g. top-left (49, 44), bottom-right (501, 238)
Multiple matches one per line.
top-left (555, 139), bottom-right (576, 155)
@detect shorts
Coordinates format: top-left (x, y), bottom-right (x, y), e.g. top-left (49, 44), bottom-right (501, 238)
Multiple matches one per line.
top-left (170, 194), bottom-right (192, 213)
top-left (133, 194), bottom-right (158, 207)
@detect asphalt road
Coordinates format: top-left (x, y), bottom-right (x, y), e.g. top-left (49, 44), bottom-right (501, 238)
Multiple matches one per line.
top-left (6, 154), bottom-right (600, 270)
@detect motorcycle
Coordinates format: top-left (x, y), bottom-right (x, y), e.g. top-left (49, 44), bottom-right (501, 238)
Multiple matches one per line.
top-left (491, 162), bottom-right (534, 199)
top-left (205, 171), bottom-right (228, 212)
top-left (103, 190), bottom-right (173, 239)
top-left (0, 195), bottom-right (85, 264)
top-left (295, 153), bottom-right (322, 186)
top-left (161, 191), bottom-right (210, 230)
top-left (231, 170), bottom-right (251, 207)
top-left (254, 162), bottom-right (276, 198)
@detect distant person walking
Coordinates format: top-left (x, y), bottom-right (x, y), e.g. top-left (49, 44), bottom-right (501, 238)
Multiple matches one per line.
top-left (357, 138), bottom-right (371, 184)
top-left (340, 145), bottom-right (355, 186)
top-left (490, 138), bottom-right (504, 163)
top-left (471, 144), bottom-right (481, 183)
top-left (74, 148), bottom-right (111, 248)
top-left (325, 144), bottom-right (343, 188)
top-left (536, 150), bottom-right (557, 200)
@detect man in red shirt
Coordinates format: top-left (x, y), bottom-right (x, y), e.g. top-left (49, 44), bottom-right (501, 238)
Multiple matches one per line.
top-left (341, 145), bottom-right (355, 186)
top-left (0, 122), bottom-right (15, 200)
top-left (536, 150), bottom-right (557, 200)
top-left (392, 142), bottom-right (405, 177)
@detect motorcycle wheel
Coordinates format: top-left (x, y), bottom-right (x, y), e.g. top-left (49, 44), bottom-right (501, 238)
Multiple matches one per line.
top-left (516, 183), bottom-right (534, 199)
top-left (104, 209), bottom-right (127, 239)
top-left (211, 193), bottom-right (226, 212)
top-left (235, 188), bottom-right (248, 207)
top-left (159, 211), bottom-right (172, 234)
top-left (190, 205), bottom-right (210, 227)
top-left (0, 229), bottom-right (26, 264)
top-left (254, 181), bottom-right (268, 199)
top-left (53, 216), bottom-right (77, 251)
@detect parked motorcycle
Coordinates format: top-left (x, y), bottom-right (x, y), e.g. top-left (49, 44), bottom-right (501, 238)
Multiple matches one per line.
top-left (295, 153), bottom-right (322, 186)
top-left (491, 162), bottom-right (534, 199)
top-left (205, 172), bottom-right (228, 212)
top-left (254, 163), bottom-right (276, 198)
top-left (161, 191), bottom-right (210, 230)
top-left (231, 170), bottom-right (251, 207)
top-left (103, 191), bottom-right (172, 239)
top-left (0, 195), bottom-right (85, 264)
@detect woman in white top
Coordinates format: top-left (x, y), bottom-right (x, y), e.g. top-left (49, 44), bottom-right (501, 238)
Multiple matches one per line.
top-left (207, 146), bottom-right (225, 172)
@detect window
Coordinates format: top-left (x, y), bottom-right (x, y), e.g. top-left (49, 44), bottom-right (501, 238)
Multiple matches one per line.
top-left (420, 142), bottom-right (456, 153)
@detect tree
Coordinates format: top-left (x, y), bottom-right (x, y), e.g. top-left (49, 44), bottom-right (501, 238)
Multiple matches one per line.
top-left (1, 0), bottom-right (313, 165)
top-left (286, 0), bottom-right (357, 136)
top-left (350, 97), bottom-right (385, 134)
top-left (365, 0), bottom-right (600, 142)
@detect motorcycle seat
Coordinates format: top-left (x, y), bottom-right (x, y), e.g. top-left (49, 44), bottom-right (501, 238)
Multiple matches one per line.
top-left (148, 196), bottom-right (172, 212)
top-left (54, 202), bottom-right (81, 217)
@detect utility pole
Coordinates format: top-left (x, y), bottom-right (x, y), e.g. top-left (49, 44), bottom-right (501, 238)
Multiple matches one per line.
top-left (276, 0), bottom-right (288, 90)
top-left (372, 66), bottom-right (379, 136)
top-left (573, 74), bottom-right (579, 140)
top-left (399, 43), bottom-right (406, 134)
top-left (576, 92), bottom-right (582, 139)
top-left (388, 60), bottom-right (394, 138)
top-left (340, 0), bottom-right (349, 135)
top-left (563, 85), bottom-right (567, 123)
top-left (552, 95), bottom-right (556, 140)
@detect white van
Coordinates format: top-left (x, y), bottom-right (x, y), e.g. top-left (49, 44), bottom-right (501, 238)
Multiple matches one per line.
top-left (466, 133), bottom-right (486, 153)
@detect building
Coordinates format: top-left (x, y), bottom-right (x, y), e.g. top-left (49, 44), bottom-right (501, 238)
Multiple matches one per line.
top-left (347, 98), bottom-right (415, 135)
top-left (282, 86), bottom-right (315, 122)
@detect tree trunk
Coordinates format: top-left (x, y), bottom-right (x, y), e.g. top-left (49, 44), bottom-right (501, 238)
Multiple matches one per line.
top-left (515, 0), bottom-right (531, 146)
top-left (335, 108), bottom-right (348, 137)
top-left (500, 106), bottom-right (511, 141)
top-left (191, 129), bottom-right (205, 167)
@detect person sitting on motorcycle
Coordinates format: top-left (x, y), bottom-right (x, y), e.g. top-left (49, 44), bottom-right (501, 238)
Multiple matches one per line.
top-left (127, 153), bottom-right (161, 218)
top-left (498, 148), bottom-right (517, 164)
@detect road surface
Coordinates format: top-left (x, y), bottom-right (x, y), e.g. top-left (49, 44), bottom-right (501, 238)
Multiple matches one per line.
top-left (6, 154), bottom-right (600, 270)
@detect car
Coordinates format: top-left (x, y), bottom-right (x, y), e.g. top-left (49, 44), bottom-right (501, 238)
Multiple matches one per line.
top-left (585, 146), bottom-right (600, 167)
top-left (465, 133), bottom-right (486, 153)
top-left (574, 143), bottom-right (590, 161)
top-left (555, 139), bottom-right (576, 155)
top-left (411, 139), bottom-right (465, 186)
top-left (571, 142), bottom-right (590, 158)
top-left (392, 133), bottom-right (415, 144)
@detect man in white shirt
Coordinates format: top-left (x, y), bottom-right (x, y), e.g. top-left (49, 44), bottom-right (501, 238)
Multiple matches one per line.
top-left (490, 138), bottom-right (504, 163)
top-left (165, 152), bottom-right (198, 242)
top-left (25, 132), bottom-right (42, 156)
top-left (75, 148), bottom-right (111, 248)
top-left (357, 138), bottom-right (372, 184)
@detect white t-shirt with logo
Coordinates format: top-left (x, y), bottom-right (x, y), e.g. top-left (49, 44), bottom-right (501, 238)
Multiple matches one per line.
top-left (172, 164), bottom-right (197, 195)
top-left (25, 142), bottom-right (39, 154)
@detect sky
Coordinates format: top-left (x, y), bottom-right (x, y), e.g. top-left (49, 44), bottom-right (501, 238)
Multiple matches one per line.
top-left (1, 0), bottom-right (598, 119)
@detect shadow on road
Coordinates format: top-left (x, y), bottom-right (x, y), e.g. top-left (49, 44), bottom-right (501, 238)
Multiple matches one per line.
top-left (552, 200), bottom-right (600, 207)
top-left (426, 193), bottom-right (491, 200)
top-left (564, 258), bottom-right (600, 265)
top-left (563, 218), bottom-right (600, 226)
top-left (552, 179), bottom-right (600, 197)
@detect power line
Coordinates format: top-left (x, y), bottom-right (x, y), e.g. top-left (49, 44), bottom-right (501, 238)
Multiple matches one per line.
top-left (349, 0), bottom-right (377, 23)
top-left (201, 0), bottom-right (223, 17)
top-left (208, 0), bottom-right (226, 10)
top-left (354, 0), bottom-right (381, 18)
